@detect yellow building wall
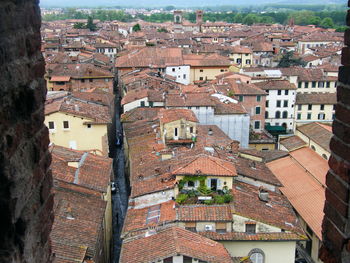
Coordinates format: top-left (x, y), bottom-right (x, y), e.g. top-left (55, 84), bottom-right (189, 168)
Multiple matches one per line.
top-left (229, 53), bottom-right (253, 68)
top-left (222, 240), bottom-right (296, 263)
top-left (45, 112), bottom-right (108, 155)
top-left (248, 143), bottom-right (275, 151)
top-left (295, 130), bottom-right (330, 160)
top-left (161, 120), bottom-right (197, 141)
top-left (190, 67), bottom-right (229, 83)
top-left (295, 104), bottom-right (334, 124)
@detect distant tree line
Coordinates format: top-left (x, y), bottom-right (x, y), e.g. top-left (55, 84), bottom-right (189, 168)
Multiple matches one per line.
top-left (42, 8), bottom-right (347, 31)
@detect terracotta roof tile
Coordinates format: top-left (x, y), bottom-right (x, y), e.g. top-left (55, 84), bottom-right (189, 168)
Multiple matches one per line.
top-left (172, 154), bottom-right (237, 177)
top-left (120, 227), bottom-right (233, 263)
top-left (280, 135), bottom-right (307, 151)
top-left (297, 122), bottom-right (332, 152)
top-left (159, 108), bottom-right (198, 124)
top-left (232, 181), bottom-right (303, 235)
top-left (267, 155), bottom-right (325, 240)
top-left (296, 92), bottom-right (337, 105)
top-left (177, 205), bottom-right (233, 222)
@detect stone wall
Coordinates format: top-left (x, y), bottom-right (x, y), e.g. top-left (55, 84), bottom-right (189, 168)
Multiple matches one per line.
top-left (320, 2), bottom-right (350, 262)
top-left (0, 0), bottom-right (53, 262)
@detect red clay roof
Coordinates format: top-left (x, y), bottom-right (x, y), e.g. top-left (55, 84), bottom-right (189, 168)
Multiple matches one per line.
top-left (177, 205), bottom-right (233, 222)
top-left (172, 154), bottom-right (237, 177)
top-left (289, 147), bottom-right (328, 186)
top-left (159, 108), bottom-right (198, 124)
top-left (280, 135), bottom-right (307, 151)
top-left (267, 154), bottom-right (325, 240)
top-left (232, 181), bottom-right (303, 235)
top-left (120, 227), bottom-right (233, 263)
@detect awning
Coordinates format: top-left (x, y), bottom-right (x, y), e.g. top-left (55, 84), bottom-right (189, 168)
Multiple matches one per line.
top-left (50, 76), bottom-right (71, 82)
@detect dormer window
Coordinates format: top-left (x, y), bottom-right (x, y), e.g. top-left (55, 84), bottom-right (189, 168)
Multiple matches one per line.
top-left (245, 223), bottom-right (256, 234)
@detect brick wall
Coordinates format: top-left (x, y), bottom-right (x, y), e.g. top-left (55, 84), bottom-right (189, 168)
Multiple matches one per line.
top-left (320, 2), bottom-right (350, 262)
top-left (0, 0), bottom-right (53, 262)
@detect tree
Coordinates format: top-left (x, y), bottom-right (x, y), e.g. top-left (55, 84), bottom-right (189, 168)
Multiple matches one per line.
top-left (132, 23), bottom-right (141, 32)
top-left (73, 22), bottom-right (86, 29)
top-left (233, 13), bottom-right (244, 23)
top-left (320, 17), bottom-right (334, 29)
top-left (86, 16), bottom-right (96, 31)
top-left (243, 14), bottom-right (259, 25)
top-left (278, 51), bottom-right (306, 68)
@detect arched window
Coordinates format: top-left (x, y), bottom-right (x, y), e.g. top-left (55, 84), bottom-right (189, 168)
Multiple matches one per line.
top-left (282, 111), bottom-right (288, 118)
top-left (311, 145), bottom-right (316, 151)
top-left (275, 111), bottom-right (281, 119)
top-left (249, 248), bottom-right (265, 263)
top-left (322, 154), bottom-right (328, 160)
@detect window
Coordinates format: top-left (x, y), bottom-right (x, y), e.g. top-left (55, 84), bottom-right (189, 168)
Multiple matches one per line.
top-left (333, 105), bottom-right (336, 111)
top-left (276, 100), bottom-right (281, 107)
top-left (326, 81), bottom-right (330, 88)
top-left (172, 68), bottom-right (175, 72)
top-left (318, 113), bottom-right (325, 120)
top-left (174, 127), bottom-right (178, 137)
top-left (255, 107), bottom-right (261, 115)
top-left (305, 82), bottom-right (309, 88)
top-left (307, 113), bottom-right (312, 120)
top-left (275, 111), bottom-right (281, 118)
top-left (308, 104), bottom-right (312, 110)
top-left (249, 249), bottom-right (265, 263)
top-left (216, 222), bottom-right (226, 233)
top-left (237, 58), bottom-right (242, 64)
top-left (183, 74), bottom-right (186, 79)
top-left (239, 95), bottom-right (244, 102)
top-left (48, 121), bottom-right (55, 130)
top-left (246, 59), bottom-right (251, 65)
top-left (265, 100), bottom-right (269, 107)
top-left (87, 124), bottom-right (92, 128)
top-left (298, 82), bottom-right (302, 89)
top-left (265, 111), bottom-right (269, 118)
top-left (81, 79), bottom-right (85, 83)
top-left (63, 121), bottom-right (69, 129)
top-left (311, 145), bottom-right (316, 151)
top-left (283, 100), bottom-right (288, 107)
top-left (190, 127), bottom-right (194, 133)
top-left (200, 69), bottom-right (203, 72)
top-left (149, 101), bottom-right (154, 107)
top-left (312, 81), bottom-right (316, 88)
top-left (245, 223), bottom-right (256, 234)
top-left (322, 154), bottom-right (328, 160)
top-left (140, 101), bottom-right (145, 107)
top-left (105, 78), bottom-right (109, 82)
top-left (254, 121), bottom-right (260, 129)
top-left (89, 79), bottom-right (93, 83)
top-left (333, 113), bottom-right (335, 120)
top-left (285, 90), bottom-right (289, 95)
top-left (256, 95), bottom-right (261, 102)
top-left (185, 222), bottom-right (196, 232)
top-left (297, 113), bottom-right (301, 120)
top-left (297, 105), bottom-right (302, 111)
top-left (199, 77), bottom-right (203, 80)
top-left (320, 104), bottom-right (325, 110)
top-left (196, 106), bottom-right (200, 109)
top-left (187, 180), bottom-right (195, 187)
top-left (220, 69), bottom-right (225, 72)
top-left (282, 111), bottom-right (288, 118)
top-left (277, 90), bottom-right (281, 95)
top-left (318, 81), bottom-right (324, 88)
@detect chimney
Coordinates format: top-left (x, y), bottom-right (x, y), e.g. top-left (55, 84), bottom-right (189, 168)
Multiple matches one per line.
top-left (258, 187), bottom-right (269, 202)
top-left (230, 140), bottom-right (240, 153)
top-left (208, 128), bottom-right (213, 136)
